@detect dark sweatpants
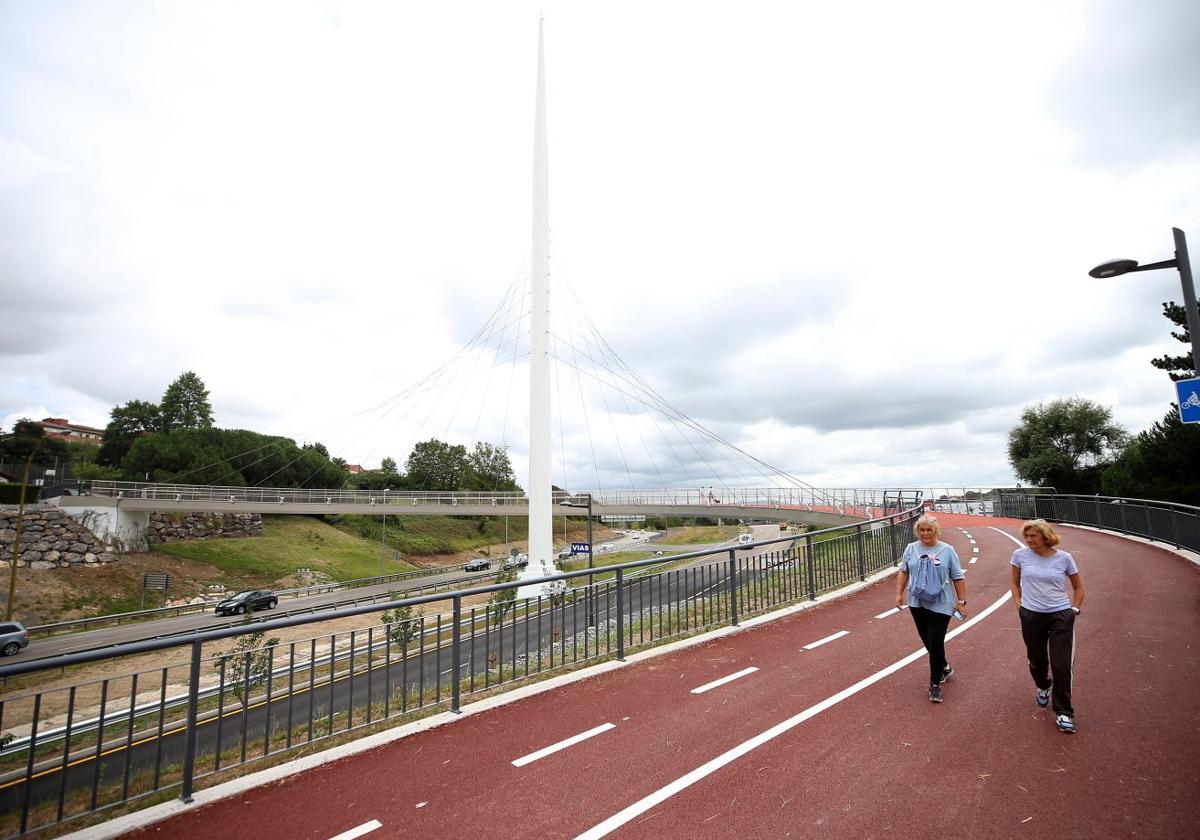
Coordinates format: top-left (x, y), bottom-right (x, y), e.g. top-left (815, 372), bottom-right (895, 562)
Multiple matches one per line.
top-left (1019, 606), bottom-right (1076, 717)
top-left (909, 607), bottom-right (952, 686)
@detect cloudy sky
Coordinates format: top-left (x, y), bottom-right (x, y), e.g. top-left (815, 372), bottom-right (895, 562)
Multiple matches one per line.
top-left (2, 0), bottom-right (1198, 493)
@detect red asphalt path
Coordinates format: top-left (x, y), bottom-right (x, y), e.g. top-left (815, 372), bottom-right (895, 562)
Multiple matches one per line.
top-left (114, 517), bottom-right (1200, 840)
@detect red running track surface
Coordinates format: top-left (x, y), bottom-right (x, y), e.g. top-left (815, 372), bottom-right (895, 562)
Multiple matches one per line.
top-left (117, 516), bottom-right (1200, 840)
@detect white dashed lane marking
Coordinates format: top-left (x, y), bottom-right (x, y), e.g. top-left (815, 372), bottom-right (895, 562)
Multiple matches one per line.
top-left (802, 630), bottom-right (849, 650)
top-left (875, 608), bottom-right (901, 619)
top-left (692, 667), bottom-right (759, 694)
top-left (512, 723), bottom-right (616, 767)
top-left (328, 820), bottom-right (382, 840)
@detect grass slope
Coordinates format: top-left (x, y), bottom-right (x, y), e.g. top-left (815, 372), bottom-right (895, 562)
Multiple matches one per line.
top-left (157, 515), bottom-right (419, 582)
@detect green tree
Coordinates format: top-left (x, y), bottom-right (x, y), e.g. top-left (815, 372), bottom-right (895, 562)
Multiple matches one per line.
top-left (0, 420), bottom-right (67, 469)
top-left (380, 599), bottom-right (423, 647)
top-left (98, 400), bottom-right (161, 466)
top-left (405, 439), bottom-right (467, 490)
top-left (463, 442), bottom-right (520, 491)
top-left (303, 442), bottom-right (330, 458)
top-left (122, 428), bottom-right (345, 487)
top-left (159, 371), bottom-right (214, 431)
top-left (1007, 398), bottom-right (1129, 493)
top-left (220, 622), bottom-right (281, 701)
top-left (1101, 408), bottom-right (1200, 505)
top-left (1150, 300), bottom-right (1198, 381)
top-left (380, 457), bottom-right (398, 475)
top-left (489, 567), bottom-right (518, 627)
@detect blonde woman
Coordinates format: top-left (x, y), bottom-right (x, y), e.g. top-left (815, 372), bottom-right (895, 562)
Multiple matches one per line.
top-left (1011, 519), bottom-right (1085, 734)
top-left (895, 514), bottom-right (967, 703)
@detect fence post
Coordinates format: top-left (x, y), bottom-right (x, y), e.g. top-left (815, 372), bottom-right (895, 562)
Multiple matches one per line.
top-left (451, 595), bottom-right (462, 713)
top-left (855, 524), bottom-right (866, 581)
top-left (180, 639), bottom-right (202, 803)
top-left (728, 549), bottom-right (739, 626)
top-left (889, 516), bottom-right (898, 563)
top-left (616, 568), bottom-right (625, 661)
top-left (805, 533), bottom-right (816, 600)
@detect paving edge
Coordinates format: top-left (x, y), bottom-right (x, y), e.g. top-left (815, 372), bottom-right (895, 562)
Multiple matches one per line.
top-left (61, 564), bottom-right (899, 839)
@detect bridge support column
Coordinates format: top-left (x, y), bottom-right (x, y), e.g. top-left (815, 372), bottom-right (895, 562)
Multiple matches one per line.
top-left (54, 499), bottom-right (149, 552)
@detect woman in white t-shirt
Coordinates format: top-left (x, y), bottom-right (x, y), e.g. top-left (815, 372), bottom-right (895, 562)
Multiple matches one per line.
top-left (1010, 519), bottom-right (1086, 734)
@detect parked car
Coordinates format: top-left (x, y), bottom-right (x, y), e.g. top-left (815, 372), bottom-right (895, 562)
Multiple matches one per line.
top-left (464, 558), bottom-right (490, 572)
top-left (215, 589), bottom-right (278, 616)
top-left (0, 621), bottom-right (30, 657)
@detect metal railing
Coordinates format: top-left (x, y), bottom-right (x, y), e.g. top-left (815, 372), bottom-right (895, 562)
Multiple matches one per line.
top-left (26, 562), bottom-right (470, 639)
top-left (0, 505), bottom-right (922, 839)
top-left (1030, 494), bottom-right (1200, 552)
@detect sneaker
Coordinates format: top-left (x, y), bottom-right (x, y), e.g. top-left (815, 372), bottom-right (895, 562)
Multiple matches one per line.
top-left (928, 685), bottom-right (944, 703)
top-left (939, 665), bottom-right (954, 684)
top-left (1056, 714), bottom-right (1076, 734)
top-left (1036, 687), bottom-right (1050, 708)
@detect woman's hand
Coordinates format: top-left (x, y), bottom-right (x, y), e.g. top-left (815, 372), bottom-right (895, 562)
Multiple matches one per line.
top-left (895, 593), bottom-right (906, 610)
top-left (956, 603), bottom-right (969, 620)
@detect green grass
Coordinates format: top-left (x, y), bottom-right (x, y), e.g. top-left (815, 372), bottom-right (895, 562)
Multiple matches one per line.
top-left (662, 525), bottom-right (741, 544)
top-left (157, 515), bottom-right (420, 582)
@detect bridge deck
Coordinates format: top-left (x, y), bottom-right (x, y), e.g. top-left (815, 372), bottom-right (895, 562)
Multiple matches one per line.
top-left (79, 515), bottom-right (1200, 839)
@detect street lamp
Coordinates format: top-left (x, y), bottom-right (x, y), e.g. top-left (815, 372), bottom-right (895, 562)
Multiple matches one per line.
top-left (1089, 227), bottom-right (1200, 377)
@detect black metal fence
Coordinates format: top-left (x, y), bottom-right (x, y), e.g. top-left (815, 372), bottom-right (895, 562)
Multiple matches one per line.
top-left (1030, 494), bottom-right (1200, 552)
top-left (0, 507), bottom-right (922, 839)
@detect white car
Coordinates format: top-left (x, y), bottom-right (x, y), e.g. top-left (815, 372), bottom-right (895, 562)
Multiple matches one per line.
top-left (738, 533), bottom-right (753, 546)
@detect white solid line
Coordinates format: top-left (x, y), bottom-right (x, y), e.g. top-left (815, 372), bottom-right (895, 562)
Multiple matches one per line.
top-left (802, 630), bottom-right (849, 650)
top-left (692, 666), bottom-right (759, 694)
top-left (328, 820), bottom-right (382, 840)
top-left (874, 608), bottom-right (900, 619)
top-left (987, 526), bottom-right (1024, 549)
top-left (512, 723), bottom-right (616, 767)
top-left (575, 590), bottom-right (1013, 840)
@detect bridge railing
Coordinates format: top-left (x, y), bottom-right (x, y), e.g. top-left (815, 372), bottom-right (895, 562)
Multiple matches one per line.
top-left (1029, 494), bottom-right (1200, 553)
top-left (0, 504), bottom-right (923, 839)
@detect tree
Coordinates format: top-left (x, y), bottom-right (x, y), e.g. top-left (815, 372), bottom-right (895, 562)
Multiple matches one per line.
top-left (0, 420), bottom-right (67, 469)
top-left (463, 442), bottom-right (520, 491)
top-left (159, 371), bottom-right (214, 431)
top-left (303, 442), bottom-right (330, 458)
top-left (1007, 398), bottom-right (1129, 493)
top-left (217, 610), bottom-right (281, 701)
top-left (1101, 407), bottom-right (1200, 505)
top-left (1150, 300), bottom-right (1198, 381)
top-left (98, 400), bottom-right (161, 466)
top-left (489, 567), bottom-right (518, 627)
top-left (380, 456), bottom-right (398, 475)
top-left (404, 439), bottom-right (467, 490)
top-left (380, 598), bottom-right (423, 647)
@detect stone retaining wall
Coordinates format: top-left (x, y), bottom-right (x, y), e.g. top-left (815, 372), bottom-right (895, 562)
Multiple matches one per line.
top-left (0, 505), bottom-right (117, 569)
top-left (147, 511), bottom-right (262, 544)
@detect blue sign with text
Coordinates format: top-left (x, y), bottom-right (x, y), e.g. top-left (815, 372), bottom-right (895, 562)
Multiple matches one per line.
top-left (571, 542), bottom-right (590, 554)
top-left (1176, 377), bottom-right (1200, 424)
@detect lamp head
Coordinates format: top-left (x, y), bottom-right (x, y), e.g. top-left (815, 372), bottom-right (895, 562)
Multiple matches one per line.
top-left (1089, 258), bottom-right (1139, 278)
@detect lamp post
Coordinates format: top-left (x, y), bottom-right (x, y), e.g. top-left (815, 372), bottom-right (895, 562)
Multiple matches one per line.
top-left (380, 488), bottom-right (388, 578)
top-left (1089, 227), bottom-right (1200, 378)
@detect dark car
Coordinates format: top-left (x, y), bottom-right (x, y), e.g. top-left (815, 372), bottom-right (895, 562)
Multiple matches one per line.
top-left (501, 554), bottom-right (529, 570)
top-left (0, 621), bottom-right (30, 657)
top-left (215, 589), bottom-right (278, 616)
top-left (464, 558), bottom-right (490, 572)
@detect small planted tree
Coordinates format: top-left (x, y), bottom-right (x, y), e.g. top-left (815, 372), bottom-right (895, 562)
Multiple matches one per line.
top-left (218, 609), bottom-right (280, 700)
top-left (490, 567), bottom-right (518, 626)
top-left (381, 596), bottom-right (423, 647)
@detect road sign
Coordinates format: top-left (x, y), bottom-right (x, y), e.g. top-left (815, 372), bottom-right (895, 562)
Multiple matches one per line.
top-left (571, 542), bottom-right (590, 554)
top-left (143, 573), bottom-right (171, 590)
top-left (1176, 377), bottom-right (1200, 424)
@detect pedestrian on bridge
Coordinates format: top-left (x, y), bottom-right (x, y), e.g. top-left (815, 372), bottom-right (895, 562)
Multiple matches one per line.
top-left (895, 514), bottom-right (967, 703)
top-left (1010, 519), bottom-right (1085, 734)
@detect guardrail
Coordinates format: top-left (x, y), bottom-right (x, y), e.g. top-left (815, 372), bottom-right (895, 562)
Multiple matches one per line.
top-left (1030, 494), bottom-right (1200, 552)
top-left (26, 562), bottom-right (470, 638)
top-left (0, 504), bottom-right (923, 839)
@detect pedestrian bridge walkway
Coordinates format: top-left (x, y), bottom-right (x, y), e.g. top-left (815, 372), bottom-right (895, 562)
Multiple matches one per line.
top-left (73, 513), bottom-right (1200, 840)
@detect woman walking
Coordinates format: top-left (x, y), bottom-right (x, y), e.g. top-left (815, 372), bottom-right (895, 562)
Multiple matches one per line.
top-left (895, 515), bottom-right (967, 703)
top-left (1011, 519), bottom-right (1085, 734)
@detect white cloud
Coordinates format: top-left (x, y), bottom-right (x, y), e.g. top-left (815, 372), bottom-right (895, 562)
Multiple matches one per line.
top-left (1, 0), bottom-right (1197, 493)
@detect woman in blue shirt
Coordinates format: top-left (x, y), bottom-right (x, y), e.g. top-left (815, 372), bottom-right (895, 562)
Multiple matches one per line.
top-left (895, 515), bottom-right (967, 703)
top-left (1010, 519), bottom-right (1086, 734)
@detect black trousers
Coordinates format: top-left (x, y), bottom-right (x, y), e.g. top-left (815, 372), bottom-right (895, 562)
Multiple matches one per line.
top-left (909, 607), bottom-right (952, 685)
top-left (1019, 606), bottom-right (1076, 716)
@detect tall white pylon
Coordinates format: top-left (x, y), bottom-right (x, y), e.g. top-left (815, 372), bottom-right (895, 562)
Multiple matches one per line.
top-left (518, 19), bottom-right (559, 600)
